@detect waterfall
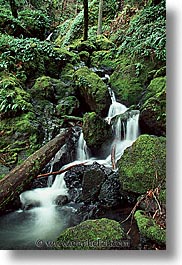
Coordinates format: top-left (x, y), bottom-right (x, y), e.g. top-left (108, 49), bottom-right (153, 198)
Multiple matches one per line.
top-left (76, 132), bottom-right (90, 161)
top-left (126, 114), bottom-right (140, 141)
top-left (0, 75), bottom-right (140, 249)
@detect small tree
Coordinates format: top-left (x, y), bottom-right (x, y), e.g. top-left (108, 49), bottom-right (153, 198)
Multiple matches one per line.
top-left (9, 0), bottom-right (18, 18)
top-left (97, 0), bottom-right (103, 35)
top-left (83, 0), bottom-right (88, 40)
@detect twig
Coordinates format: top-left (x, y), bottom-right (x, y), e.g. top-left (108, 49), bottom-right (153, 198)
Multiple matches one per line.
top-left (120, 195), bottom-right (145, 224)
top-left (36, 162), bottom-right (86, 178)
top-left (111, 144), bottom-right (116, 170)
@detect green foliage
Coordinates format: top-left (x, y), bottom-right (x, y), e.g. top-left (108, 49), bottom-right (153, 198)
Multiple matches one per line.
top-left (118, 0), bottom-right (166, 61)
top-left (0, 73), bottom-right (32, 117)
top-left (0, 34), bottom-right (69, 80)
top-left (18, 9), bottom-right (51, 39)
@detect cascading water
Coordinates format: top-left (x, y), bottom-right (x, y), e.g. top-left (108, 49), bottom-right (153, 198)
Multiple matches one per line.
top-left (0, 73), bottom-right (140, 249)
top-left (76, 132), bottom-right (90, 161)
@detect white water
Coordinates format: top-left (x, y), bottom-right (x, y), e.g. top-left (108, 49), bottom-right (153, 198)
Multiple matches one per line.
top-left (76, 132), bottom-right (90, 161)
top-left (0, 83), bottom-right (140, 249)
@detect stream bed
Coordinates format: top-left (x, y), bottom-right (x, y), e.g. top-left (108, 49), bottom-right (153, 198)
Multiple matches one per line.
top-left (0, 80), bottom-right (142, 250)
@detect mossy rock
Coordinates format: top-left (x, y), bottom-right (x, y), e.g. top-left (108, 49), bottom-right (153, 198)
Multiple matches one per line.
top-left (95, 35), bottom-right (116, 51)
top-left (78, 51), bottom-right (90, 64)
top-left (118, 134), bottom-right (166, 194)
top-left (110, 64), bottom-right (143, 106)
top-left (60, 63), bottom-right (75, 84)
top-left (56, 96), bottom-right (80, 117)
top-left (45, 47), bottom-right (79, 78)
top-left (30, 75), bottom-right (74, 102)
top-left (142, 76), bottom-right (166, 102)
top-left (109, 56), bottom-right (157, 106)
top-left (82, 112), bottom-right (112, 154)
top-left (140, 77), bottom-right (166, 136)
top-left (74, 66), bottom-right (111, 117)
top-left (0, 112), bottom-right (41, 168)
top-left (56, 218), bottom-right (125, 250)
top-left (134, 210), bottom-right (166, 245)
top-left (69, 39), bottom-right (96, 53)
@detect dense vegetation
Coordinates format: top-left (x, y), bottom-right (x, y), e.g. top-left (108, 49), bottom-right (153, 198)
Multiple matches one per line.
top-left (0, 0), bottom-right (166, 249)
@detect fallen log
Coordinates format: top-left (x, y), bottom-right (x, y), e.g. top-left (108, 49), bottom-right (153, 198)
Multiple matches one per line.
top-left (0, 128), bottom-right (71, 214)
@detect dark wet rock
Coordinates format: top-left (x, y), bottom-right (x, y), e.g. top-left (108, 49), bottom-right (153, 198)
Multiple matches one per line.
top-left (98, 172), bottom-right (121, 208)
top-left (81, 163), bottom-right (106, 203)
top-left (64, 162), bottom-right (122, 211)
top-left (64, 164), bottom-right (85, 202)
top-left (31, 177), bottom-right (48, 189)
top-left (54, 195), bottom-right (68, 206)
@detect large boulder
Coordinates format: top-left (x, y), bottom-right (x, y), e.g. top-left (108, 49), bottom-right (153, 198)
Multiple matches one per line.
top-left (63, 162), bottom-right (122, 210)
top-left (82, 112), bottom-right (112, 155)
top-left (55, 218), bottom-right (125, 250)
top-left (74, 67), bottom-right (111, 117)
top-left (139, 77), bottom-right (166, 136)
top-left (118, 134), bottom-right (166, 194)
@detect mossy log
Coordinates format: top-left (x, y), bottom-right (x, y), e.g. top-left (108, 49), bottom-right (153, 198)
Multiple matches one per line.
top-left (0, 129), bottom-right (71, 213)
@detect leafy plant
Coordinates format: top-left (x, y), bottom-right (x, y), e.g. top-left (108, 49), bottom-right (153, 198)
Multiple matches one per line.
top-left (117, 0), bottom-right (166, 61)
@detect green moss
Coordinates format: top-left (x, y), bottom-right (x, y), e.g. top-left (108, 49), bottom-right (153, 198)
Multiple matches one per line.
top-left (134, 210), bottom-right (166, 245)
top-left (109, 55), bottom-right (159, 106)
top-left (56, 218), bottom-right (125, 250)
top-left (82, 112), bottom-right (112, 153)
top-left (142, 77), bottom-right (166, 102)
top-left (74, 66), bottom-right (111, 117)
top-left (140, 79), bottom-right (166, 136)
top-left (0, 111), bottom-right (40, 167)
top-left (69, 39), bottom-right (96, 53)
top-left (90, 50), bottom-right (117, 69)
top-left (60, 63), bottom-right (75, 84)
top-left (159, 189), bottom-right (166, 205)
top-left (78, 51), bottom-right (90, 64)
top-left (56, 96), bottom-right (79, 116)
top-left (118, 134), bottom-right (166, 194)
top-left (95, 35), bottom-right (116, 50)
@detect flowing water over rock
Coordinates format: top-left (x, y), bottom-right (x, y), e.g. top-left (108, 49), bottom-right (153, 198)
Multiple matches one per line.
top-left (0, 80), bottom-right (140, 249)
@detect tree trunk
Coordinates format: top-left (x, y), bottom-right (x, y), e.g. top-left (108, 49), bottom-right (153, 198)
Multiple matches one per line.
top-left (83, 0), bottom-right (88, 41)
top-left (0, 129), bottom-right (71, 214)
top-left (97, 0), bottom-right (103, 35)
top-left (9, 0), bottom-right (18, 18)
